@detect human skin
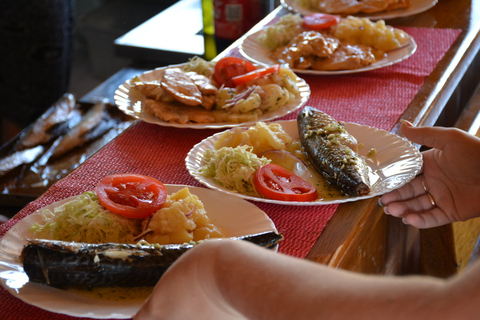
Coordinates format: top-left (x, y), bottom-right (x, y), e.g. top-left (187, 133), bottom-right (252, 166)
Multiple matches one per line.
top-left (134, 122), bottom-right (480, 319)
top-left (379, 121), bottom-right (480, 228)
top-left (134, 239), bottom-right (480, 320)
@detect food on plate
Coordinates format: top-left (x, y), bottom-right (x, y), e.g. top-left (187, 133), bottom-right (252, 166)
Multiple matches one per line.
top-left (22, 174), bottom-right (284, 288)
top-left (297, 106), bottom-right (370, 196)
top-left (199, 121), bottom-right (320, 201)
top-left (30, 174), bottom-right (225, 245)
top-left (295, 0), bottom-right (411, 15)
top-left (95, 174), bottom-right (168, 219)
top-left (254, 163), bottom-right (318, 201)
top-left (199, 145), bottom-right (271, 196)
top-left (130, 56), bottom-right (300, 124)
top-left (21, 231), bottom-right (283, 288)
top-left (138, 187), bottom-right (226, 245)
top-left (257, 13), bottom-right (410, 71)
top-left (214, 121), bottom-right (304, 158)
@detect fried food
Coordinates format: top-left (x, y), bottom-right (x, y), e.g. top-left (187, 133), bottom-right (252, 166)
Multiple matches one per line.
top-left (300, 0), bottom-right (411, 15)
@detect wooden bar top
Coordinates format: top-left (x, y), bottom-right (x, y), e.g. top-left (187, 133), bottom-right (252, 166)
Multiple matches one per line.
top-left (292, 0), bottom-right (480, 275)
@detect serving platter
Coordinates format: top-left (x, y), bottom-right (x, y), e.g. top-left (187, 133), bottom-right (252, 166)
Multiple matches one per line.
top-left (281, 0), bottom-right (438, 20)
top-left (186, 119), bottom-right (423, 205)
top-left (239, 30), bottom-right (417, 75)
top-left (114, 64), bottom-right (310, 129)
top-left (0, 185), bottom-right (277, 319)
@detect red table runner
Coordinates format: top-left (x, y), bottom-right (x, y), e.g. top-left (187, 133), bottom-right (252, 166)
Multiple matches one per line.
top-left (0, 27), bottom-right (460, 320)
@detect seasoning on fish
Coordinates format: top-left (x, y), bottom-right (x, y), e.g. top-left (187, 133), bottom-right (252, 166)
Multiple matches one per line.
top-left (21, 231), bottom-right (283, 288)
top-left (297, 107), bottom-right (370, 196)
top-left (16, 93), bottom-right (77, 149)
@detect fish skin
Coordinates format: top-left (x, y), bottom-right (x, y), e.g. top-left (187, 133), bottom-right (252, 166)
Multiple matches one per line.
top-left (50, 101), bottom-right (106, 158)
top-left (0, 146), bottom-right (44, 177)
top-left (17, 93), bottom-right (76, 149)
top-left (297, 107), bottom-right (370, 196)
top-left (21, 231), bottom-right (283, 288)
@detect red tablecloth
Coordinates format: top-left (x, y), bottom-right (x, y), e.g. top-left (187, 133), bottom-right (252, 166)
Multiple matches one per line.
top-left (0, 27), bottom-right (461, 320)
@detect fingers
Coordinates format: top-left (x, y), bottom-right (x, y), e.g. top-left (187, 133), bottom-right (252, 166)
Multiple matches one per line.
top-left (379, 175), bottom-right (426, 205)
top-left (399, 120), bottom-right (460, 151)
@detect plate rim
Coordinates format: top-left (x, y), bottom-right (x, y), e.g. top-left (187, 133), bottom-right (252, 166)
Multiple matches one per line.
top-left (280, 0), bottom-right (438, 20)
top-left (113, 64), bottom-right (311, 129)
top-left (185, 119), bottom-right (423, 206)
top-left (239, 29), bottom-right (417, 75)
top-left (0, 184), bottom-right (277, 319)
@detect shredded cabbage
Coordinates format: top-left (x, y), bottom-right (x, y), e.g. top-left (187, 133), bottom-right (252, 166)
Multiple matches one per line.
top-left (257, 13), bottom-right (304, 50)
top-left (183, 56), bottom-right (216, 77)
top-left (30, 191), bottom-right (142, 244)
top-left (199, 146), bottom-right (271, 196)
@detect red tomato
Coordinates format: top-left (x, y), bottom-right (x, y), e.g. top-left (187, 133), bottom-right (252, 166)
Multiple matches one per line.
top-left (95, 174), bottom-right (168, 219)
top-left (231, 65), bottom-right (281, 86)
top-left (254, 164), bottom-right (318, 202)
top-left (302, 13), bottom-right (341, 30)
top-left (214, 57), bottom-right (257, 87)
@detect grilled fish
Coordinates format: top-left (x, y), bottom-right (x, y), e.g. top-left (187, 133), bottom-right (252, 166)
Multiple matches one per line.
top-left (21, 231), bottom-right (283, 288)
top-left (49, 101), bottom-right (106, 158)
top-left (297, 107), bottom-right (370, 196)
top-left (0, 145), bottom-right (44, 178)
top-left (17, 93), bottom-right (77, 149)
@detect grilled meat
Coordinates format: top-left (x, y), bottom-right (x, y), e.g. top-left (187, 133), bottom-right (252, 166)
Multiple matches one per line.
top-left (297, 107), bottom-right (370, 196)
top-left (17, 93), bottom-right (77, 149)
top-left (21, 231), bottom-right (283, 288)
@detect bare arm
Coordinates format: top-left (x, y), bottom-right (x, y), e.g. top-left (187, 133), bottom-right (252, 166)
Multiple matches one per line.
top-left (134, 239), bottom-right (480, 320)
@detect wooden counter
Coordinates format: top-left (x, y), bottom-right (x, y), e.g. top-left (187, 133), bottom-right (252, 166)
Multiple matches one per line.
top-left (289, 0), bottom-right (480, 276)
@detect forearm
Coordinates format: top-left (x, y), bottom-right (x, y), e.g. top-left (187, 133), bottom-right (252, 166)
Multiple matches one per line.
top-left (212, 240), bottom-right (474, 320)
top-left (135, 239), bottom-right (480, 320)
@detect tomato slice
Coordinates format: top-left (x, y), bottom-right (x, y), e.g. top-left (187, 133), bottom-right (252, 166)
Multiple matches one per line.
top-left (95, 174), bottom-right (168, 219)
top-left (254, 164), bottom-right (318, 202)
top-left (231, 65), bottom-right (281, 86)
top-left (213, 57), bottom-right (257, 87)
top-left (302, 13), bottom-right (341, 30)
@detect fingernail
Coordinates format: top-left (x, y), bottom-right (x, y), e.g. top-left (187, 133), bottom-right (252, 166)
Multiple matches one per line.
top-left (383, 206), bottom-right (390, 215)
top-left (400, 119), bottom-right (414, 127)
top-left (402, 218), bottom-right (409, 225)
top-left (377, 197), bottom-right (384, 207)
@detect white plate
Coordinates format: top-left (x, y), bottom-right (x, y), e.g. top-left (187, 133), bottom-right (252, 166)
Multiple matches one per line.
top-left (186, 119), bottom-right (422, 205)
top-left (0, 185), bottom-right (276, 319)
top-left (239, 29), bottom-right (417, 75)
top-left (114, 64), bottom-right (310, 129)
top-left (281, 0), bottom-right (438, 20)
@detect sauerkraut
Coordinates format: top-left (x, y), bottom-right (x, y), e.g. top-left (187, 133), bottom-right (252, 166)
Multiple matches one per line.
top-left (30, 191), bottom-right (142, 244)
top-left (257, 13), bottom-right (304, 50)
top-left (199, 145), bottom-right (271, 196)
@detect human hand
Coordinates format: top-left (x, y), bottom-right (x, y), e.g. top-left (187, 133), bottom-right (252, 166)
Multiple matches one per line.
top-left (379, 121), bottom-right (480, 228)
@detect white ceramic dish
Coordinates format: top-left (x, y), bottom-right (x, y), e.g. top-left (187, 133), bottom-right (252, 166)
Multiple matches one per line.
top-left (186, 119), bottom-right (422, 205)
top-left (114, 64), bottom-right (310, 129)
top-left (0, 185), bottom-right (277, 319)
top-left (239, 30), bottom-right (417, 75)
top-left (281, 0), bottom-right (438, 20)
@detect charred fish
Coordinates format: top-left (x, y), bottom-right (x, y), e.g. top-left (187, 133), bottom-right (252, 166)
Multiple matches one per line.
top-left (21, 231), bottom-right (283, 288)
top-left (297, 107), bottom-right (370, 196)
